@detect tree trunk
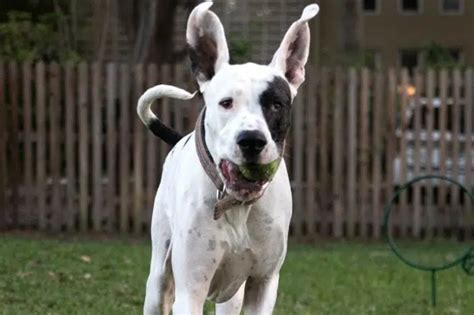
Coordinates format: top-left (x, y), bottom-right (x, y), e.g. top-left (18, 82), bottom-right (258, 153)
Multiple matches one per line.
top-left (342, 0), bottom-right (360, 53)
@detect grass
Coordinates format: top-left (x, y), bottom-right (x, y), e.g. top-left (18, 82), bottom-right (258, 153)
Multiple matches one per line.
top-left (0, 234), bottom-right (472, 314)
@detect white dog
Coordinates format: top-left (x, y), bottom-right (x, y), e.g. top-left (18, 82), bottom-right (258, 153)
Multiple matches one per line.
top-left (138, 2), bottom-right (319, 314)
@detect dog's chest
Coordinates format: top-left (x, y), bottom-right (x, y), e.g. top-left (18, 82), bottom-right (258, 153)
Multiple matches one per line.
top-left (207, 210), bottom-right (286, 302)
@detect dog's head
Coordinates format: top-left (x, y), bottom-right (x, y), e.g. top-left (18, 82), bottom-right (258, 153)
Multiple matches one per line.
top-left (187, 2), bottom-right (319, 201)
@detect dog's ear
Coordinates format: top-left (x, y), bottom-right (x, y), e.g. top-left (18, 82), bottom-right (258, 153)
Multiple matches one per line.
top-left (270, 4), bottom-right (319, 95)
top-left (186, 2), bottom-right (230, 92)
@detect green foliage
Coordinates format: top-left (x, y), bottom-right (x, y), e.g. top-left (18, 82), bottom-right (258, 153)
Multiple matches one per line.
top-left (0, 11), bottom-right (81, 62)
top-left (228, 37), bottom-right (252, 64)
top-left (0, 237), bottom-right (472, 314)
top-left (421, 41), bottom-right (463, 69)
top-left (321, 49), bottom-right (379, 69)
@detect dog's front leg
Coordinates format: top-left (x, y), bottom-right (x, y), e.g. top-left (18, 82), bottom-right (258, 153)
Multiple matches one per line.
top-left (242, 274), bottom-right (280, 315)
top-left (171, 234), bottom-right (220, 314)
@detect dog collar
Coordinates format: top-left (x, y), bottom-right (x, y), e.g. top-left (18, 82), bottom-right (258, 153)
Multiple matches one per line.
top-left (195, 108), bottom-right (259, 220)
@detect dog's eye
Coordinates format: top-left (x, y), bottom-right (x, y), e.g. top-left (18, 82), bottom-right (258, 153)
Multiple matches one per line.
top-left (219, 98), bottom-right (233, 109)
top-left (271, 102), bottom-right (282, 112)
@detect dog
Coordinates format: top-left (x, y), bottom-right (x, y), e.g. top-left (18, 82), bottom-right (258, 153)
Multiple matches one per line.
top-left (138, 2), bottom-right (319, 314)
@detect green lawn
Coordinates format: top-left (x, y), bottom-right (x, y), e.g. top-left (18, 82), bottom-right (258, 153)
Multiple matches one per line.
top-left (0, 234), bottom-right (472, 315)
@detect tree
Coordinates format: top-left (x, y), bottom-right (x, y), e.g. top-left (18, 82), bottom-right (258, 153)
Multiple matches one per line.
top-left (129, 0), bottom-right (198, 64)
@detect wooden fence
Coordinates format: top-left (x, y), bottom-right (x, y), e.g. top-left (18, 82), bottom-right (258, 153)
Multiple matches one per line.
top-left (0, 62), bottom-right (473, 239)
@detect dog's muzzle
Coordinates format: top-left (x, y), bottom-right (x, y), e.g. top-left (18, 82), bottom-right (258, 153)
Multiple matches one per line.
top-left (195, 108), bottom-right (283, 219)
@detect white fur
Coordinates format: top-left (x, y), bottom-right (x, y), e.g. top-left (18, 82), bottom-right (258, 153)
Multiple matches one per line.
top-left (137, 85), bottom-right (196, 127)
top-left (143, 3), bottom-right (318, 314)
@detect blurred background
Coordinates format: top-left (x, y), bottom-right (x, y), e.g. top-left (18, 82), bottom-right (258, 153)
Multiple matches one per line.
top-left (0, 0), bottom-right (473, 314)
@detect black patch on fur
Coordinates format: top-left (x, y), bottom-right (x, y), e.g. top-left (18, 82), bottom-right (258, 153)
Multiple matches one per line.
top-left (187, 34), bottom-right (217, 82)
top-left (148, 117), bottom-right (183, 146)
top-left (259, 76), bottom-right (292, 148)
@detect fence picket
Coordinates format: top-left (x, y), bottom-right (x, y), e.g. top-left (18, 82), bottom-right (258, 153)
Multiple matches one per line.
top-left (333, 69), bottom-right (344, 238)
top-left (22, 62), bottom-right (33, 226)
top-left (36, 62), bottom-right (47, 230)
top-left (78, 62), bottom-right (89, 232)
top-left (0, 62), bottom-right (5, 228)
top-left (146, 63), bottom-right (159, 225)
top-left (133, 64), bottom-right (145, 234)
top-left (372, 71), bottom-right (383, 238)
top-left (425, 69), bottom-right (435, 238)
top-left (359, 68), bottom-right (370, 238)
top-left (119, 64), bottom-right (131, 233)
top-left (65, 63), bottom-right (76, 231)
top-left (92, 63), bottom-right (103, 232)
top-left (452, 69), bottom-right (462, 231)
top-left (8, 62), bottom-right (20, 226)
top-left (105, 63), bottom-right (117, 231)
top-left (305, 70), bottom-right (317, 236)
top-left (438, 70), bottom-right (448, 229)
top-left (160, 64), bottom-right (172, 166)
top-left (412, 70), bottom-right (423, 237)
top-left (292, 75), bottom-right (305, 237)
top-left (464, 69), bottom-right (473, 236)
top-left (399, 69), bottom-right (410, 237)
top-left (319, 68), bottom-right (330, 236)
top-left (49, 63), bottom-right (61, 231)
top-left (347, 68), bottom-right (357, 238)
top-left (384, 69), bottom-right (397, 239)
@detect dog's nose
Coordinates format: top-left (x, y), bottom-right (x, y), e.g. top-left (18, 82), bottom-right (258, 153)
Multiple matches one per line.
top-left (237, 130), bottom-right (267, 159)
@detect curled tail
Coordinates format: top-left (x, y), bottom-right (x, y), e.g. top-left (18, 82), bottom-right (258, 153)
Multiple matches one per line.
top-left (137, 85), bottom-right (197, 146)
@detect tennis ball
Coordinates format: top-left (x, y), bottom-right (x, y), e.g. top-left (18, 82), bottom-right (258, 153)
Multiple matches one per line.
top-left (239, 159), bottom-right (281, 182)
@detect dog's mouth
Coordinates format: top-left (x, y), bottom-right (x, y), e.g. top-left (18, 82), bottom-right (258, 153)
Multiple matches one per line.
top-left (218, 160), bottom-right (271, 201)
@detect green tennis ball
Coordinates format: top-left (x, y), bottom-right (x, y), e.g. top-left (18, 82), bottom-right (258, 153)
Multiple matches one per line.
top-left (239, 159), bottom-right (281, 182)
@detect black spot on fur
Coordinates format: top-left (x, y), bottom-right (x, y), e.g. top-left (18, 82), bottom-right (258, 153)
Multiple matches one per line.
top-left (148, 118), bottom-right (183, 146)
top-left (164, 239), bottom-right (171, 249)
top-left (259, 76), bottom-right (292, 149)
top-left (207, 239), bottom-right (216, 251)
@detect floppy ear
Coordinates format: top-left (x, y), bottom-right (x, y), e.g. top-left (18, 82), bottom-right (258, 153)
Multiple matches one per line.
top-left (270, 4), bottom-right (319, 95)
top-left (186, 2), bottom-right (230, 92)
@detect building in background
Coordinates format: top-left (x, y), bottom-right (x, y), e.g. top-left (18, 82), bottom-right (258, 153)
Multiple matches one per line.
top-left (313, 0), bottom-right (474, 69)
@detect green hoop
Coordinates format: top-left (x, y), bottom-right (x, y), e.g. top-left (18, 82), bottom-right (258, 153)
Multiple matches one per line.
top-left (383, 174), bottom-right (474, 306)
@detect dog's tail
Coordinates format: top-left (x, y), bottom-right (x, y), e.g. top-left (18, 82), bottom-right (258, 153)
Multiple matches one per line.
top-left (137, 85), bottom-right (197, 146)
